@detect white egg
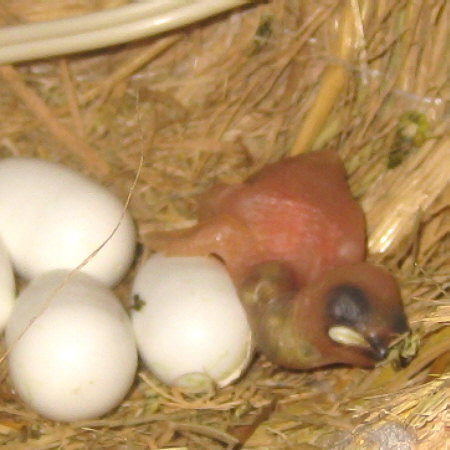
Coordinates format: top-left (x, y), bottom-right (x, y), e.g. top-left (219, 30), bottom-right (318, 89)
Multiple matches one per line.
top-left (131, 254), bottom-right (253, 391)
top-left (6, 270), bottom-right (137, 422)
top-left (0, 157), bottom-right (135, 286)
top-left (0, 238), bottom-right (15, 332)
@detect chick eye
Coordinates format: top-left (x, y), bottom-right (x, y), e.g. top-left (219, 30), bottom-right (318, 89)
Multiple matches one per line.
top-left (327, 284), bottom-right (370, 325)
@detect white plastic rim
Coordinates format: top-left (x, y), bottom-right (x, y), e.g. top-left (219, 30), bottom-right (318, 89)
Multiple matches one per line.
top-left (0, 0), bottom-right (250, 64)
top-left (0, 0), bottom-right (185, 45)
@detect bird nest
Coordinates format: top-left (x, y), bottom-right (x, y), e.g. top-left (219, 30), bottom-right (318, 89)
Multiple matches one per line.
top-left (0, 0), bottom-right (449, 448)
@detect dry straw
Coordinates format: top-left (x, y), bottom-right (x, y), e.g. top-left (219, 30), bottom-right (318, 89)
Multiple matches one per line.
top-left (0, 0), bottom-right (449, 448)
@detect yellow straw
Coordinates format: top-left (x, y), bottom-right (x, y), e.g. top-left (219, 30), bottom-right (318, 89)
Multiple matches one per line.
top-left (290, 0), bottom-right (357, 156)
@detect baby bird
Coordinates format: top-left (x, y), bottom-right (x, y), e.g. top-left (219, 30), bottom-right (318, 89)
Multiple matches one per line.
top-left (149, 149), bottom-right (409, 369)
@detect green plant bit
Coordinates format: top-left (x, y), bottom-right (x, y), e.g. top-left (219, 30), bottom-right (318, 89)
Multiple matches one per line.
top-left (388, 111), bottom-right (429, 169)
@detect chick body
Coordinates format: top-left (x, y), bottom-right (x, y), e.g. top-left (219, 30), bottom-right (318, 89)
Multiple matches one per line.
top-left (149, 150), bottom-right (409, 369)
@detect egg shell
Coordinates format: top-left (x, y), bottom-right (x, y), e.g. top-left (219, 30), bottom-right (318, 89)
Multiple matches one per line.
top-left (6, 270), bottom-right (137, 422)
top-left (131, 254), bottom-right (253, 390)
top-left (0, 238), bottom-right (15, 332)
top-left (0, 157), bottom-right (136, 286)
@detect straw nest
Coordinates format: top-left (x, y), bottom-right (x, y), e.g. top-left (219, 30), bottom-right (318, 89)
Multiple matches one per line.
top-left (0, 0), bottom-right (449, 448)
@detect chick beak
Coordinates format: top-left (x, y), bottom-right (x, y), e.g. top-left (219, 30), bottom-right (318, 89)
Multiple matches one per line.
top-left (328, 326), bottom-right (389, 360)
top-left (366, 335), bottom-right (389, 360)
top-left (328, 325), bottom-right (371, 349)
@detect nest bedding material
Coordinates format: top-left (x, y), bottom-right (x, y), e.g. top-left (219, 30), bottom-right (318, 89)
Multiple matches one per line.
top-left (0, 0), bottom-right (449, 448)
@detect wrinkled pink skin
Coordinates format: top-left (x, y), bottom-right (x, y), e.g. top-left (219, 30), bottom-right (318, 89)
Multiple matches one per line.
top-left (151, 150), bottom-right (365, 284)
top-left (149, 150), bottom-right (409, 369)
